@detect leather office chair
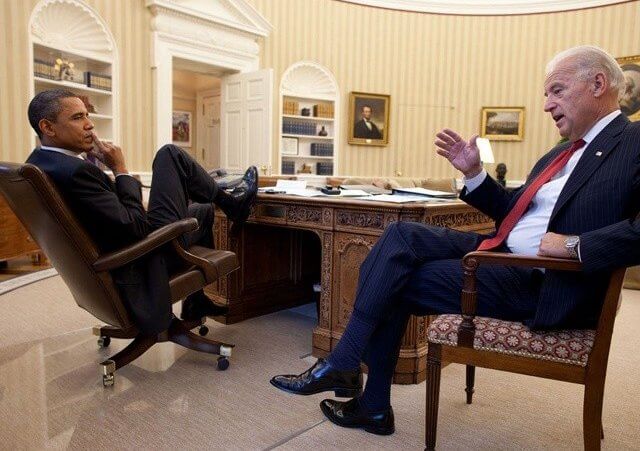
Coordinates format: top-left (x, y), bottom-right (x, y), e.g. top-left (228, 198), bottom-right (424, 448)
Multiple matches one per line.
top-left (425, 251), bottom-right (626, 451)
top-left (0, 162), bottom-right (239, 387)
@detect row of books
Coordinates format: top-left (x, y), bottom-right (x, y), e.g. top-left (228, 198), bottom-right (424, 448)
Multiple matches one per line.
top-left (310, 143), bottom-right (334, 156)
top-left (282, 100), bottom-right (334, 119)
top-left (33, 59), bottom-right (112, 91)
top-left (283, 121), bottom-right (321, 136)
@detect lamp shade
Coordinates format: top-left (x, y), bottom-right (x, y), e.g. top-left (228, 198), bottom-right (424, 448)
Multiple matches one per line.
top-left (476, 137), bottom-right (495, 163)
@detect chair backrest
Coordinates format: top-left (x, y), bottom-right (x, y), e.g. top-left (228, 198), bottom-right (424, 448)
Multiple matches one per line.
top-left (0, 162), bottom-right (133, 329)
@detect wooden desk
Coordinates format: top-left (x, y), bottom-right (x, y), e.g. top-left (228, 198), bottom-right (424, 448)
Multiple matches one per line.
top-left (0, 194), bottom-right (43, 263)
top-left (208, 194), bottom-right (493, 384)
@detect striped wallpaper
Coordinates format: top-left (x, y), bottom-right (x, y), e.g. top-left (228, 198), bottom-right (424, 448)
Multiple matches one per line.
top-left (1, 0), bottom-right (639, 179)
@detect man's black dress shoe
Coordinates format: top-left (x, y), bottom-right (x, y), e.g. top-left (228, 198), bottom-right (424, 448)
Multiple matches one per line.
top-left (270, 358), bottom-right (362, 397)
top-left (217, 166), bottom-right (258, 226)
top-left (320, 397), bottom-right (395, 435)
top-left (181, 292), bottom-right (229, 321)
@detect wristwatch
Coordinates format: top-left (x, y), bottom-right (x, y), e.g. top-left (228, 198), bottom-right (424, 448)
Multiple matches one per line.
top-left (564, 235), bottom-right (580, 259)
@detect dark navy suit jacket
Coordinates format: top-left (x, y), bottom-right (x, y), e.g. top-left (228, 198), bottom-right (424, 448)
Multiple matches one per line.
top-left (26, 149), bottom-right (172, 334)
top-left (462, 114), bottom-right (640, 329)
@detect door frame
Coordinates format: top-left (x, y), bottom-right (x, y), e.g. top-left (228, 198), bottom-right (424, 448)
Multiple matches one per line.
top-left (148, 1), bottom-right (270, 149)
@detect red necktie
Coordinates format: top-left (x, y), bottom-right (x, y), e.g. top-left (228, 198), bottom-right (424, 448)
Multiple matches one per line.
top-left (477, 139), bottom-right (585, 251)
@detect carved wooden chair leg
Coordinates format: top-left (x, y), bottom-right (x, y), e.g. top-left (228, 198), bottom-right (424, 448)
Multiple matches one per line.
top-left (465, 365), bottom-right (476, 404)
top-left (425, 344), bottom-right (443, 451)
top-left (583, 381), bottom-right (605, 451)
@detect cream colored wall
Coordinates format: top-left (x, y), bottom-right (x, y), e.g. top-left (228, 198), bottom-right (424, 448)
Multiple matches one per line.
top-left (0, 0), bottom-right (154, 171)
top-left (2, 0), bottom-right (639, 178)
top-left (248, 0), bottom-right (640, 180)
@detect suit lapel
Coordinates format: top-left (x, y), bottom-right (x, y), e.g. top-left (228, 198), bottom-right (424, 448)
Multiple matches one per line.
top-left (549, 114), bottom-right (629, 224)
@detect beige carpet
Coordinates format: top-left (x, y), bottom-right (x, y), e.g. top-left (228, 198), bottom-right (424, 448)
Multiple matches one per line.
top-left (0, 274), bottom-right (639, 450)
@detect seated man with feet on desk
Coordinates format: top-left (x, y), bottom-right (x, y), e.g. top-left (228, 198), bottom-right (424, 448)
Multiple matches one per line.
top-left (26, 89), bottom-right (258, 335)
top-left (270, 45), bottom-right (640, 435)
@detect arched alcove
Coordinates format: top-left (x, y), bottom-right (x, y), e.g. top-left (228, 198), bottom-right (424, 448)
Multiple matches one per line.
top-left (279, 61), bottom-right (340, 176)
top-left (29, 0), bottom-right (119, 145)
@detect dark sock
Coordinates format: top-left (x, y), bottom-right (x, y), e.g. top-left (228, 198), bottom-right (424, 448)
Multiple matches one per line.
top-left (358, 372), bottom-right (392, 413)
top-left (326, 309), bottom-right (379, 370)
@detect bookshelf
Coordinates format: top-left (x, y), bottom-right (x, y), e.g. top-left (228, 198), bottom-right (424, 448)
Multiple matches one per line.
top-left (279, 62), bottom-right (339, 176)
top-left (32, 43), bottom-right (116, 143)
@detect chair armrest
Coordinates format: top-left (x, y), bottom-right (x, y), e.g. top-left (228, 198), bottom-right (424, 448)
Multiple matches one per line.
top-left (456, 251), bottom-right (582, 347)
top-left (93, 218), bottom-right (199, 272)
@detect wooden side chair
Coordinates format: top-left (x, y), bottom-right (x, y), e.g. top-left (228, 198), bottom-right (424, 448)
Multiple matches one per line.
top-left (425, 251), bottom-right (626, 450)
top-left (0, 162), bottom-right (239, 386)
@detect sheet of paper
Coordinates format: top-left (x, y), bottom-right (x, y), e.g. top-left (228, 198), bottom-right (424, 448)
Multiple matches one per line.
top-left (392, 187), bottom-right (457, 198)
top-left (338, 189), bottom-right (371, 197)
top-left (276, 179), bottom-right (306, 189)
top-left (358, 194), bottom-right (429, 203)
top-left (284, 188), bottom-right (326, 197)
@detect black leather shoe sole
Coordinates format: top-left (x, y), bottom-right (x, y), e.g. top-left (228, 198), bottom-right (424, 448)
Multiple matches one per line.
top-left (269, 377), bottom-right (362, 398)
top-left (320, 401), bottom-right (395, 435)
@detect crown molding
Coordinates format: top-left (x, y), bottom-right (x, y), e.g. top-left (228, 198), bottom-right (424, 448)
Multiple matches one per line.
top-left (338, 0), bottom-right (631, 15)
top-left (146, 0), bottom-right (271, 37)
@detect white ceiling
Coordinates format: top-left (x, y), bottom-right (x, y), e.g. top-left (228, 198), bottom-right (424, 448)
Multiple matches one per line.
top-left (338, 0), bottom-right (631, 15)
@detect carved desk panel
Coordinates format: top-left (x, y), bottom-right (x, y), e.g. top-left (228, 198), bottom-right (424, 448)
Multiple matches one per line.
top-left (209, 195), bottom-right (493, 384)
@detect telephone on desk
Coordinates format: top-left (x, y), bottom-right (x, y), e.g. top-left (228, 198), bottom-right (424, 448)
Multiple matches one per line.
top-left (208, 168), bottom-right (244, 190)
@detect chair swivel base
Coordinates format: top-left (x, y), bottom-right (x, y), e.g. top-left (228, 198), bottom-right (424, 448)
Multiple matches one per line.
top-left (93, 319), bottom-right (234, 387)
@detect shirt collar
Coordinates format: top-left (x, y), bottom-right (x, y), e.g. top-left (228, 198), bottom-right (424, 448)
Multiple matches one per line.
top-left (39, 146), bottom-right (85, 159)
top-left (581, 110), bottom-right (621, 145)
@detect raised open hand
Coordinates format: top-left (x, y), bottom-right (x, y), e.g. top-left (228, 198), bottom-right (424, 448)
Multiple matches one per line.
top-left (434, 129), bottom-right (482, 178)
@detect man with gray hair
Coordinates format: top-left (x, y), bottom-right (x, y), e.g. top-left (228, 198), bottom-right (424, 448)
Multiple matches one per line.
top-left (271, 45), bottom-right (640, 436)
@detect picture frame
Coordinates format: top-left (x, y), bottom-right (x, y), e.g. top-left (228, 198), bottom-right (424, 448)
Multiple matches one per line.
top-left (348, 91), bottom-right (390, 146)
top-left (281, 136), bottom-right (299, 155)
top-left (480, 107), bottom-right (525, 141)
top-left (617, 54), bottom-right (640, 122)
top-left (172, 110), bottom-right (192, 147)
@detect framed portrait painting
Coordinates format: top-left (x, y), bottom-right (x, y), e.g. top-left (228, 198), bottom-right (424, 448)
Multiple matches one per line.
top-left (348, 92), bottom-right (390, 146)
top-left (480, 107), bottom-right (525, 141)
top-left (617, 54), bottom-right (640, 122)
top-left (172, 110), bottom-right (192, 147)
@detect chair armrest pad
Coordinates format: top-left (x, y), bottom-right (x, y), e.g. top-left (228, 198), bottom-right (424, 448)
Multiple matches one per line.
top-left (93, 218), bottom-right (199, 272)
top-left (462, 251), bottom-right (582, 272)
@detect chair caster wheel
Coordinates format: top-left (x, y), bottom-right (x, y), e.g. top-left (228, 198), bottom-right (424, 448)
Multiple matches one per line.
top-left (199, 325), bottom-right (209, 336)
top-left (102, 373), bottom-right (114, 387)
top-left (98, 336), bottom-right (111, 348)
top-left (100, 359), bottom-right (115, 387)
top-left (217, 356), bottom-right (230, 371)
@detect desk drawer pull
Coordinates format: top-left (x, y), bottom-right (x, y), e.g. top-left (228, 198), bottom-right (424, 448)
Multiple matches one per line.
top-left (257, 204), bottom-right (286, 219)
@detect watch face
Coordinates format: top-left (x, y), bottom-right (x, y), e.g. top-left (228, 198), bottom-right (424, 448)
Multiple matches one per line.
top-left (565, 236), bottom-right (579, 247)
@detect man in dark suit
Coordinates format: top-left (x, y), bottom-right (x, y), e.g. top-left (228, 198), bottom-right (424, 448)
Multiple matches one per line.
top-left (26, 89), bottom-right (258, 335)
top-left (271, 46), bottom-right (640, 435)
top-left (353, 105), bottom-right (383, 139)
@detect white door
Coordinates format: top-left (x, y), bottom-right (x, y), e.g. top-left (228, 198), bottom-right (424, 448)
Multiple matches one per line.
top-left (220, 69), bottom-right (273, 173)
top-left (197, 92), bottom-right (220, 170)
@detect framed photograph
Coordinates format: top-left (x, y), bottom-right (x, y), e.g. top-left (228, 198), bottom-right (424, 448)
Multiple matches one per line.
top-left (617, 54), bottom-right (640, 122)
top-left (172, 111), bottom-right (192, 147)
top-left (281, 137), bottom-right (299, 155)
top-left (348, 92), bottom-right (390, 146)
top-left (480, 107), bottom-right (525, 141)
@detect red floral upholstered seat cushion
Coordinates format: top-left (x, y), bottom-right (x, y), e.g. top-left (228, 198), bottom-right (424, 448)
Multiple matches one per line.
top-left (427, 314), bottom-right (595, 366)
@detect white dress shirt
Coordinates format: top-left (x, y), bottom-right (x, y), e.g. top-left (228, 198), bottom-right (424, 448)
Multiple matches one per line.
top-left (465, 110), bottom-right (621, 257)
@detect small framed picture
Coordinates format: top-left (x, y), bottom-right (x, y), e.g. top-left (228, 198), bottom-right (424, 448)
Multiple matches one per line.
top-left (281, 137), bottom-right (299, 155)
top-left (617, 54), bottom-right (640, 122)
top-left (480, 107), bottom-right (525, 141)
top-left (172, 111), bottom-right (192, 147)
top-left (348, 92), bottom-right (390, 146)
